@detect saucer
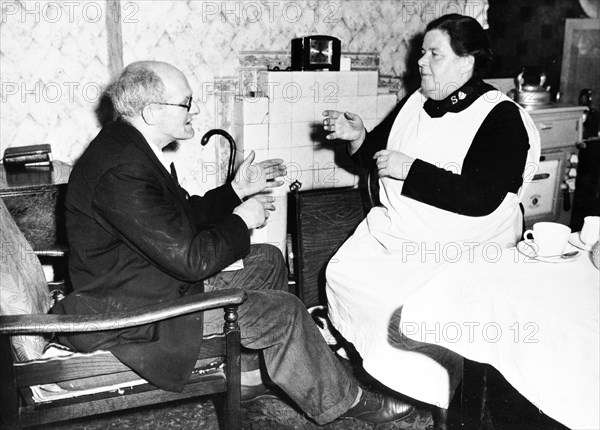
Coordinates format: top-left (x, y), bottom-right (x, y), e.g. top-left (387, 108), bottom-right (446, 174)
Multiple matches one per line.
top-left (516, 240), bottom-right (581, 263)
top-left (568, 232), bottom-right (594, 252)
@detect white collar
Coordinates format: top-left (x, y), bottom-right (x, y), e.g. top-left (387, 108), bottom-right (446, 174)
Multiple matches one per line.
top-left (147, 141), bottom-right (170, 171)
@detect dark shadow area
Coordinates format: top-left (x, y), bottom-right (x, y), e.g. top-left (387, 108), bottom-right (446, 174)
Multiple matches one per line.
top-left (401, 32), bottom-right (424, 96)
top-left (483, 363), bottom-right (570, 430)
top-left (438, 359), bottom-right (573, 430)
top-left (94, 87), bottom-right (116, 127)
top-left (163, 140), bottom-right (180, 153)
top-left (310, 119), bottom-right (329, 147)
top-left (485, 0), bottom-right (586, 99)
top-left (571, 138), bottom-right (600, 231)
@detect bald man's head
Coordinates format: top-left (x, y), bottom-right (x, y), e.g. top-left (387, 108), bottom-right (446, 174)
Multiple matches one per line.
top-left (110, 61), bottom-right (185, 120)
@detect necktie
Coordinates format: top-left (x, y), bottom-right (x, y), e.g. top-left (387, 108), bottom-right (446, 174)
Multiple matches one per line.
top-left (170, 162), bottom-right (190, 199)
top-left (169, 162), bottom-right (179, 185)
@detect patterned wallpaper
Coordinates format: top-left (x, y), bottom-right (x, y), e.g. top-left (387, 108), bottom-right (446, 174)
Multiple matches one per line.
top-left (1, 0), bottom-right (487, 194)
top-left (0, 0), bottom-right (110, 163)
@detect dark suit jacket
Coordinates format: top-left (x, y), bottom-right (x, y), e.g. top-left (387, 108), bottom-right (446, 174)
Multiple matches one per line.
top-left (52, 119), bottom-right (250, 391)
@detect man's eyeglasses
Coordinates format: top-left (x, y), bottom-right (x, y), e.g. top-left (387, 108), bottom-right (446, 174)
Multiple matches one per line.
top-left (151, 97), bottom-right (193, 112)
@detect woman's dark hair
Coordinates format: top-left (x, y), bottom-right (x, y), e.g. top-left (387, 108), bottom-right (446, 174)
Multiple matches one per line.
top-left (425, 14), bottom-right (493, 77)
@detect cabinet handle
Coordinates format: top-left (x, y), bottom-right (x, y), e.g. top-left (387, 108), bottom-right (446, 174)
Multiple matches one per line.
top-left (533, 173), bottom-right (550, 181)
top-left (539, 123), bottom-right (553, 130)
top-left (562, 187), bottom-right (571, 211)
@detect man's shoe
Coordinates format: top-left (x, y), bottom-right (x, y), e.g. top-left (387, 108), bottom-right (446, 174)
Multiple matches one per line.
top-left (241, 383), bottom-right (278, 403)
top-left (341, 389), bottom-right (414, 424)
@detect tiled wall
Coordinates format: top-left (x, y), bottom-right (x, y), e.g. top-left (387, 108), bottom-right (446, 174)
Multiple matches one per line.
top-left (235, 71), bottom-right (396, 190)
top-left (233, 70), bottom-right (397, 252)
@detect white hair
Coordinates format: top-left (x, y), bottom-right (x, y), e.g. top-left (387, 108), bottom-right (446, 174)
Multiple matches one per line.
top-left (109, 63), bottom-right (165, 119)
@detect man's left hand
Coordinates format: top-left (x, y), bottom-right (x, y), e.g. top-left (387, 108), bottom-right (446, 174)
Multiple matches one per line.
top-left (373, 150), bottom-right (415, 180)
top-left (231, 150), bottom-right (287, 199)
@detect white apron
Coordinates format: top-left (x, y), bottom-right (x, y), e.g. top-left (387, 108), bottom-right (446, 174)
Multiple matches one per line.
top-left (326, 89), bottom-right (541, 407)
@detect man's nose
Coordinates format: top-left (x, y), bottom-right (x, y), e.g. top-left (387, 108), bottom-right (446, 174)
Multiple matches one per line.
top-left (189, 99), bottom-right (200, 115)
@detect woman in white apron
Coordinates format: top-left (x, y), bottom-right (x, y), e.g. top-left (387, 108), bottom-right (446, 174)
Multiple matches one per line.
top-left (322, 14), bottom-right (541, 409)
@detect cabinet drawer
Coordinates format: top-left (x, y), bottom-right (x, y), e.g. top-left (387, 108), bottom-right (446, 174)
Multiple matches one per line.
top-left (534, 117), bottom-right (580, 149)
top-left (522, 151), bottom-right (565, 223)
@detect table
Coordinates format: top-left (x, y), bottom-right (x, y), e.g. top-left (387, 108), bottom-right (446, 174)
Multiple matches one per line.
top-left (402, 243), bottom-right (599, 429)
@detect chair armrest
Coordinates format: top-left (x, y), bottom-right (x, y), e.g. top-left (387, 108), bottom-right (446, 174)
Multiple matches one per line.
top-left (0, 289), bottom-right (247, 335)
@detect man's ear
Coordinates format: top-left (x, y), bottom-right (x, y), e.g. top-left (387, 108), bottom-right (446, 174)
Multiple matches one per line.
top-left (141, 105), bottom-right (157, 125)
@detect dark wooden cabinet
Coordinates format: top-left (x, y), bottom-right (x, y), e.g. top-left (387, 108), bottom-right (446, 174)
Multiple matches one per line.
top-left (0, 161), bottom-right (71, 251)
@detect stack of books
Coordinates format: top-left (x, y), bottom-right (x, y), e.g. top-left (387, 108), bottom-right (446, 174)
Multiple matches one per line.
top-left (2, 144), bottom-right (52, 168)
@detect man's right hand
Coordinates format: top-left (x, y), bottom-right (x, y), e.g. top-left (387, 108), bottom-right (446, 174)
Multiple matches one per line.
top-left (231, 151), bottom-right (286, 200)
top-left (232, 195), bottom-right (276, 230)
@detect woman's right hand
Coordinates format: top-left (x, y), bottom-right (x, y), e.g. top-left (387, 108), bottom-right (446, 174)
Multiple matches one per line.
top-left (322, 110), bottom-right (366, 145)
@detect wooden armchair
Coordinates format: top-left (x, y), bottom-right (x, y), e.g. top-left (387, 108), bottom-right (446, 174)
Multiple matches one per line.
top-left (0, 198), bottom-right (246, 429)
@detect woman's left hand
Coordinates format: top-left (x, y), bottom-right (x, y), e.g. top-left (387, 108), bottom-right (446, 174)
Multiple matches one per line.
top-left (373, 150), bottom-right (415, 180)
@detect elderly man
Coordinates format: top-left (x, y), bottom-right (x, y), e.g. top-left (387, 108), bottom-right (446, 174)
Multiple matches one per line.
top-left (52, 61), bottom-right (413, 425)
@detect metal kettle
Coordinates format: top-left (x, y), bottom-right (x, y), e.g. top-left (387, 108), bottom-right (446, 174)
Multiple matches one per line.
top-left (513, 70), bottom-right (552, 109)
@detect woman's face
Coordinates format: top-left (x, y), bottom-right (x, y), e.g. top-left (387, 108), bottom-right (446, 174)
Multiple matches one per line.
top-left (418, 29), bottom-right (474, 100)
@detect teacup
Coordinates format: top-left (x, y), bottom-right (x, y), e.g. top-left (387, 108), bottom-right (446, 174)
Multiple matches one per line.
top-left (523, 222), bottom-right (571, 257)
top-left (580, 216), bottom-right (600, 246)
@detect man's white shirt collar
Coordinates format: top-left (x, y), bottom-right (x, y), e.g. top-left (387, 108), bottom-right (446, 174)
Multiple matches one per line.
top-left (147, 141), bottom-right (171, 172)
